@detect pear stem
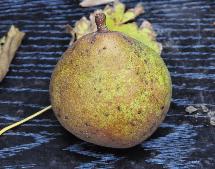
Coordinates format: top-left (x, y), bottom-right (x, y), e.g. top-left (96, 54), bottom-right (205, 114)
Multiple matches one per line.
top-left (0, 105), bottom-right (52, 136)
top-left (95, 13), bottom-right (108, 33)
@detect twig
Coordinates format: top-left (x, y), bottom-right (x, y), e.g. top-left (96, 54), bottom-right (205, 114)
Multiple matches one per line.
top-left (0, 25), bottom-right (25, 82)
top-left (0, 105), bottom-right (52, 136)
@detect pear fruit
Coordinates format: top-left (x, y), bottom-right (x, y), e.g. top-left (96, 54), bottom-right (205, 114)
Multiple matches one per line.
top-left (50, 13), bottom-right (172, 148)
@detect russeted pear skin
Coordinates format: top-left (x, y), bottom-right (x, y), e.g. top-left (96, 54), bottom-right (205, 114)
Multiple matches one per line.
top-left (50, 13), bottom-right (172, 148)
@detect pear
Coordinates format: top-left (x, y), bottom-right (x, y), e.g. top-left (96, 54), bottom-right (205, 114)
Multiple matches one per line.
top-left (50, 13), bottom-right (172, 148)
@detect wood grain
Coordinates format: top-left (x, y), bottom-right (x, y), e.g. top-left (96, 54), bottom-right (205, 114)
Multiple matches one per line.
top-left (0, 0), bottom-right (215, 168)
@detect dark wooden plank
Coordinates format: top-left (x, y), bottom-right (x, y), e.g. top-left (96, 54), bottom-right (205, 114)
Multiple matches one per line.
top-left (0, 0), bottom-right (215, 168)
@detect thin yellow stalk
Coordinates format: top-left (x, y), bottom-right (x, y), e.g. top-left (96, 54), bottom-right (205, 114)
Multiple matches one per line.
top-left (0, 105), bottom-right (52, 135)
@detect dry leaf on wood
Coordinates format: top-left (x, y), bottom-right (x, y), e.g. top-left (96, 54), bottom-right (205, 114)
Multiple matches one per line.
top-left (0, 25), bottom-right (25, 82)
top-left (67, 1), bottom-right (162, 54)
top-left (80, 0), bottom-right (114, 7)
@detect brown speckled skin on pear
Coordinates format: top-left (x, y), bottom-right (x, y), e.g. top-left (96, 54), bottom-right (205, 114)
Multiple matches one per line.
top-left (49, 31), bottom-right (172, 148)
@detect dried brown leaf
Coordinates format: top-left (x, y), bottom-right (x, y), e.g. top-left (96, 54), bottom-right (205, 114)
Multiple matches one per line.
top-left (0, 25), bottom-right (25, 82)
top-left (68, 1), bottom-right (161, 53)
top-left (80, 0), bottom-right (114, 7)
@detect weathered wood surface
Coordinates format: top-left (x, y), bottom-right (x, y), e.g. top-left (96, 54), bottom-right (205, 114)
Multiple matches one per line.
top-left (0, 0), bottom-right (215, 168)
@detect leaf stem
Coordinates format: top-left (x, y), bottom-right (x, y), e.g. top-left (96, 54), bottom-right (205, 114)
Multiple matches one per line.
top-left (0, 105), bottom-right (52, 136)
